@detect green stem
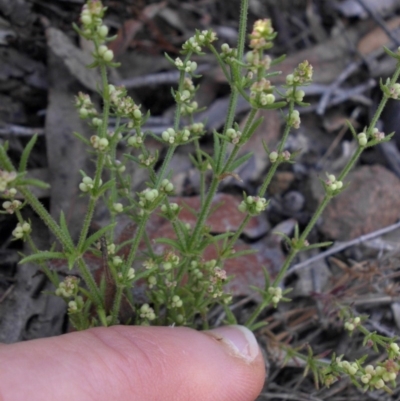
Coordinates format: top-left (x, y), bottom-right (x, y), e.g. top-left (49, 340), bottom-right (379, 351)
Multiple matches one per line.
top-left (111, 285), bottom-right (123, 324)
top-left (76, 258), bottom-right (103, 307)
top-left (188, 0), bottom-right (250, 251)
top-left (125, 215), bottom-right (149, 272)
top-left (77, 153), bottom-right (106, 251)
top-left (77, 60), bottom-right (110, 251)
top-left (246, 64), bottom-right (400, 328)
top-left (223, 108), bottom-right (258, 173)
top-left (225, 214), bottom-right (251, 250)
top-left (155, 146), bottom-right (177, 188)
top-left (188, 177), bottom-right (219, 250)
top-left (278, 101), bottom-right (294, 153)
top-left (258, 161), bottom-right (279, 197)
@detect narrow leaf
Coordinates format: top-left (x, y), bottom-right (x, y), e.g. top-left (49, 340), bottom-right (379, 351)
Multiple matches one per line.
top-left (81, 223), bottom-right (116, 252)
top-left (229, 152), bottom-right (253, 171)
top-left (19, 134), bottom-right (38, 173)
top-left (20, 251), bottom-right (66, 264)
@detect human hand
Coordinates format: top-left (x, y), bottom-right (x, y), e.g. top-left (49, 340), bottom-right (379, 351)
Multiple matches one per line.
top-left (0, 325), bottom-right (265, 400)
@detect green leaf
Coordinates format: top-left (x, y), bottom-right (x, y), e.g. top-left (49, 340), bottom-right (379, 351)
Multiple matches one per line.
top-left (270, 54), bottom-right (286, 66)
top-left (198, 150), bottom-right (215, 170)
top-left (228, 152), bottom-right (253, 171)
top-left (59, 211), bottom-right (74, 248)
top-left (383, 46), bottom-right (399, 59)
top-left (248, 321), bottom-right (268, 331)
top-left (164, 52), bottom-right (176, 66)
top-left (20, 251), bottom-right (66, 264)
top-left (73, 132), bottom-right (91, 146)
top-left (81, 223), bottom-right (116, 252)
top-left (154, 237), bottom-right (183, 252)
top-left (19, 134), bottom-right (38, 173)
top-left (225, 248), bottom-right (257, 259)
top-left (303, 241), bottom-right (333, 251)
top-left (210, 232), bottom-right (234, 242)
top-left (18, 178), bottom-right (50, 189)
top-left (94, 180), bottom-right (115, 197)
top-left (345, 120), bottom-right (358, 139)
top-left (213, 130), bottom-right (221, 160)
top-left (243, 117), bottom-right (264, 142)
top-left (264, 101), bottom-right (287, 110)
top-left (223, 303), bottom-right (237, 325)
top-left (0, 143), bottom-right (15, 171)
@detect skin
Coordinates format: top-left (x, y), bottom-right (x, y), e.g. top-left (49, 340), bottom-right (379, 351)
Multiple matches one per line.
top-left (0, 325), bottom-right (266, 401)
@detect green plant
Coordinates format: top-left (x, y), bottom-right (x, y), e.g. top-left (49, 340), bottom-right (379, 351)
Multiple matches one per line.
top-left (1, 0), bottom-right (400, 393)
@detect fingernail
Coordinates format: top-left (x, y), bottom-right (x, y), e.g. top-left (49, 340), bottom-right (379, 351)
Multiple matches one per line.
top-left (205, 325), bottom-right (260, 363)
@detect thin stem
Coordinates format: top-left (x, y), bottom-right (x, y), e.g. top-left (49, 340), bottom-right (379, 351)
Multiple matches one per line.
top-left (155, 145), bottom-right (177, 188)
top-left (125, 215), bottom-right (149, 272)
top-left (188, 0), bottom-right (250, 251)
top-left (77, 153), bottom-right (106, 251)
top-left (77, 58), bottom-right (110, 250)
top-left (278, 101), bottom-right (294, 153)
top-left (76, 258), bottom-right (104, 307)
top-left (188, 177), bottom-right (219, 250)
top-left (225, 214), bottom-right (251, 250)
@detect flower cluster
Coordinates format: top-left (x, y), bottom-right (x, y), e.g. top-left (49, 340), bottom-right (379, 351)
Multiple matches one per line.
top-left (358, 128), bottom-right (386, 147)
top-left (220, 43), bottom-right (238, 65)
top-left (174, 58), bottom-right (197, 74)
top-left (137, 153), bottom-right (157, 168)
top-left (79, 176), bottom-right (102, 193)
top-left (388, 82), bottom-right (400, 99)
top-left (360, 362), bottom-right (398, 390)
top-left (161, 128), bottom-right (191, 144)
top-left (268, 286), bottom-right (283, 306)
top-left (249, 19), bottom-right (276, 51)
top-left (139, 303), bottom-right (156, 322)
top-left (0, 170), bottom-right (17, 193)
top-left (238, 195), bottom-right (268, 215)
top-left (160, 202), bottom-right (180, 220)
top-left (286, 60), bottom-right (313, 86)
top-left (226, 128), bottom-right (242, 145)
top-left (344, 316), bottom-right (361, 332)
top-left (162, 252), bottom-right (180, 271)
top-left (187, 259), bottom-right (229, 300)
top-left (250, 78), bottom-right (275, 107)
top-left (90, 135), bottom-right (109, 151)
top-left (76, 92), bottom-right (98, 120)
top-left (269, 150), bottom-right (291, 163)
top-left (2, 199), bottom-right (22, 214)
top-left (68, 296), bottom-right (84, 314)
top-left (127, 132), bottom-right (144, 148)
top-left (113, 202), bottom-right (123, 213)
top-left (12, 221), bottom-right (31, 239)
top-left (287, 110), bottom-right (301, 129)
top-left (325, 174), bottom-right (343, 193)
top-left (170, 295), bottom-right (183, 308)
top-left (108, 85), bottom-right (142, 125)
top-left (55, 276), bottom-right (80, 298)
top-left (137, 188), bottom-right (161, 215)
top-left (160, 179), bottom-right (174, 194)
top-left (285, 87), bottom-right (305, 103)
top-left (182, 29), bottom-right (217, 54)
top-left (246, 51), bottom-right (271, 73)
top-left (208, 264), bottom-right (228, 299)
top-left (79, 1), bottom-right (109, 45)
top-left (117, 267), bottom-right (135, 282)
